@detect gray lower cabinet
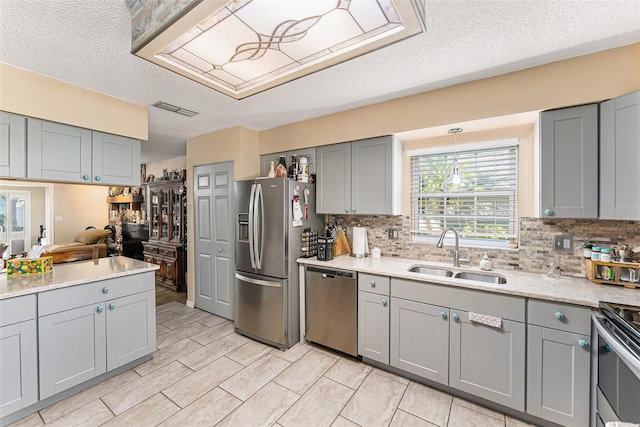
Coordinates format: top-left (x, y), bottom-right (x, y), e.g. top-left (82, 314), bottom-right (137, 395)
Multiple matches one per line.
top-left (0, 111), bottom-right (27, 178)
top-left (357, 291), bottom-right (389, 364)
top-left (449, 310), bottom-right (526, 411)
top-left (0, 295), bottom-right (38, 418)
top-left (526, 299), bottom-right (591, 426)
top-left (599, 90), bottom-right (640, 220)
top-left (390, 298), bottom-right (449, 385)
top-left (316, 136), bottom-right (401, 215)
top-left (38, 273), bottom-right (156, 400)
top-left (539, 103), bottom-right (598, 218)
top-left (27, 118), bottom-right (140, 186)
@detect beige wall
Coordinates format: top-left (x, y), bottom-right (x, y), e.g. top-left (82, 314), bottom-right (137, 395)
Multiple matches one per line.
top-left (53, 184), bottom-right (109, 242)
top-left (145, 156), bottom-right (187, 181)
top-left (0, 64), bottom-right (148, 140)
top-left (259, 43), bottom-right (639, 153)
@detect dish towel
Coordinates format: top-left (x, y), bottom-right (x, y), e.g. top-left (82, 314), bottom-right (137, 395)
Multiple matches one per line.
top-left (468, 312), bottom-right (502, 329)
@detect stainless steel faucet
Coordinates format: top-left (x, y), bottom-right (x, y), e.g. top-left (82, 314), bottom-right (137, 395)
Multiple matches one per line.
top-left (436, 227), bottom-right (469, 267)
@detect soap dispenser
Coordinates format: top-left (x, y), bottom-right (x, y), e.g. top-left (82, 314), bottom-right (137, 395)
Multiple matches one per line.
top-left (479, 252), bottom-right (492, 271)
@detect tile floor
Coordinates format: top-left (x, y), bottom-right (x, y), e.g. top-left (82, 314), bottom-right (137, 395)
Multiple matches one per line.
top-left (10, 302), bottom-right (540, 427)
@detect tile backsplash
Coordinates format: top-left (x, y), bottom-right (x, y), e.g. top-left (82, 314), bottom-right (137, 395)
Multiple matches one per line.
top-left (328, 215), bottom-right (640, 277)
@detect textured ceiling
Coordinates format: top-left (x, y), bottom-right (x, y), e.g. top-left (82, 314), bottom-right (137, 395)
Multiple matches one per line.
top-left (0, 0), bottom-right (639, 162)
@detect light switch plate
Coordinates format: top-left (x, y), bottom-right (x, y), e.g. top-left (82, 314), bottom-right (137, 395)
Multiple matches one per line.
top-left (554, 234), bottom-right (573, 252)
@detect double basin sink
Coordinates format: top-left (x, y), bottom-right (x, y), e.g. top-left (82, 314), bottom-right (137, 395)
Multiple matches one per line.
top-left (408, 264), bottom-right (507, 284)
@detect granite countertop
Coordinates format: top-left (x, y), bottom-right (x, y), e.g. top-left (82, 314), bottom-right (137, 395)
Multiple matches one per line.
top-left (0, 256), bottom-right (159, 300)
top-left (298, 255), bottom-right (640, 308)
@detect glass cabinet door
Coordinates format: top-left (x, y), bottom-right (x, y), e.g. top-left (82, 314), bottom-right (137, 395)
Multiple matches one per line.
top-left (171, 188), bottom-right (182, 241)
top-left (161, 189), bottom-right (170, 239)
top-left (150, 189), bottom-right (160, 240)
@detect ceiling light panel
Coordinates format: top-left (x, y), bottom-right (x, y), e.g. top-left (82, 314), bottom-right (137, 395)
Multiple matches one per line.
top-left (135, 0), bottom-right (424, 99)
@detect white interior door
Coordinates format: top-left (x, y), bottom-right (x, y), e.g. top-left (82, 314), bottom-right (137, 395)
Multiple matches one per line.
top-left (193, 162), bottom-right (235, 319)
top-left (0, 190), bottom-right (30, 255)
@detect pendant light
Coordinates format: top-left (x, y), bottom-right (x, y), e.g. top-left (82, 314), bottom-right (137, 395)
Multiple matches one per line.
top-left (446, 128), bottom-right (464, 189)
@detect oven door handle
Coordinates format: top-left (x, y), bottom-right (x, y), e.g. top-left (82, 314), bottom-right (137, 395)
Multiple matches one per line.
top-left (592, 311), bottom-right (640, 379)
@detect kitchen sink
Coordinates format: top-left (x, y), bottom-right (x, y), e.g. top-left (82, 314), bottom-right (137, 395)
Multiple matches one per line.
top-left (453, 271), bottom-right (507, 284)
top-left (407, 264), bottom-right (507, 284)
top-left (407, 265), bottom-right (454, 277)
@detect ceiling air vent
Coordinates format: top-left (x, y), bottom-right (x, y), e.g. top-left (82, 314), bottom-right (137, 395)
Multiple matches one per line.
top-left (152, 101), bottom-right (199, 117)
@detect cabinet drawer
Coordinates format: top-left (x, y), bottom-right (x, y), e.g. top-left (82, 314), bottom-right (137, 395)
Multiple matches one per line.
top-left (392, 278), bottom-right (525, 322)
top-left (0, 294), bottom-right (36, 326)
top-left (142, 243), bottom-right (158, 254)
top-left (158, 246), bottom-right (176, 258)
top-left (39, 272), bottom-right (155, 316)
top-left (527, 299), bottom-right (592, 335)
top-left (358, 273), bottom-right (389, 296)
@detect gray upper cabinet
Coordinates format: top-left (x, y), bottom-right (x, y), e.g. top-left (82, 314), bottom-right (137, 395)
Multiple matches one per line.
top-left (599, 90), bottom-right (640, 220)
top-left (0, 112), bottom-right (27, 178)
top-left (317, 136), bottom-right (401, 215)
top-left (260, 147), bottom-right (316, 178)
top-left (358, 290), bottom-right (390, 364)
top-left (27, 118), bottom-right (141, 186)
top-left (93, 132), bottom-right (141, 186)
top-left (539, 104), bottom-right (598, 218)
top-left (526, 300), bottom-right (591, 426)
top-left (0, 295), bottom-right (38, 418)
top-left (317, 142), bottom-right (352, 214)
top-left (390, 298), bottom-right (449, 385)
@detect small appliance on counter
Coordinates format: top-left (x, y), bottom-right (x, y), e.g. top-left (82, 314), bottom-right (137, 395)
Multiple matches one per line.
top-left (317, 237), bottom-right (334, 261)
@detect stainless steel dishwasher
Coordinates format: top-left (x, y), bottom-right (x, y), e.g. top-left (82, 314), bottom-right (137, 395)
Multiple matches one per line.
top-left (305, 266), bottom-right (357, 356)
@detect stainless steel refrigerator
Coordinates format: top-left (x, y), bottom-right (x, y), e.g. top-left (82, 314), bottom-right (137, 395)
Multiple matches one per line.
top-left (234, 177), bottom-right (323, 349)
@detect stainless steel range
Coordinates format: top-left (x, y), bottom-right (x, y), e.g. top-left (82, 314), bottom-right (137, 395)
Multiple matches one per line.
top-left (592, 302), bottom-right (640, 426)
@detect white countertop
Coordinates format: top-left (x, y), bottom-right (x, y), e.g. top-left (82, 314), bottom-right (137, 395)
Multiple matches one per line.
top-left (0, 257), bottom-right (159, 300)
top-left (298, 255), bottom-right (640, 308)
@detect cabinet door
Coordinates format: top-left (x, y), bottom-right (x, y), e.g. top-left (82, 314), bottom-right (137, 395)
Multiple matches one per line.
top-left (449, 311), bottom-right (525, 411)
top-left (316, 142), bottom-right (351, 214)
top-left (390, 299), bottom-right (449, 384)
top-left (0, 112), bottom-right (26, 178)
top-left (527, 325), bottom-right (590, 426)
top-left (163, 258), bottom-right (176, 288)
top-left (148, 188), bottom-right (161, 240)
top-left (600, 91), bottom-right (640, 220)
top-left (27, 118), bottom-right (93, 183)
top-left (92, 132), bottom-right (141, 186)
top-left (539, 104), bottom-right (598, 218)
top-left (357, 291), bottom-right (389, 364)
top-left (39, 304), bottom-right (106, 399)
top-left (0, 320), bottom-right (38, 417)
top-left (351, 136), bottom-right (400, 215)
top-left (106, 290), bottom-right (156, 371)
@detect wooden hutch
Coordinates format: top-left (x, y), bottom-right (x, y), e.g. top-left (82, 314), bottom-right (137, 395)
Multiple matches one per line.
top-left (143, 179), bottom-right (186, 291)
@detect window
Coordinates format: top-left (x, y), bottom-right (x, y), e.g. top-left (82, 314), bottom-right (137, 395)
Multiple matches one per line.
top-left (410, 140), bottom-right (518, 247)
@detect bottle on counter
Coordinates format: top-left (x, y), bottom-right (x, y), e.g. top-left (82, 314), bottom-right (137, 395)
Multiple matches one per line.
top-left (479, 252), bottom-right (492, 271)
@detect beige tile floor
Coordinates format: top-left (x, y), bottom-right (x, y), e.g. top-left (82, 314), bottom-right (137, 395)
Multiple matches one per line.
top-left (10, 302), bottom-right (540, 427)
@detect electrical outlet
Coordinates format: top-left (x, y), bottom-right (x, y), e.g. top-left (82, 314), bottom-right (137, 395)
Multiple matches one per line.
top-left (554, 234), bottom-right (573, 252)
top-left (388, 229), bottom-right (399, 240)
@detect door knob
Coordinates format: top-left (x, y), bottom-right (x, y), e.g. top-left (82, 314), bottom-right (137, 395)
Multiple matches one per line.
top-left (440, 311), bottom-right (448, 319)
top-left (370, 280), bottom-right (376, 287)
top-left (452, 313), bottom-right (460, 322)
top-left (218, 248), bottom-right (223, 253)
top-left (109, 303), bottom-right (116, 310)
top-left (381, 298), bottom-right (388, 307)
top-left (578, 339), bottom-right (589, 349)
top-left (544, 208), bottom-right (554, 216)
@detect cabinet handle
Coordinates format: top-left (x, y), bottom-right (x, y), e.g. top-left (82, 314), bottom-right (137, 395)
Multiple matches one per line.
top-left (370, 280), bottom-right (376, 287)
top-left (554, 311), bottom-right (565, 320)
top-left (381, 298), bottom-right (388, 307)
top-left (109, 303), bottom-right (116, 310)
top-left (95, 176), bottom-right (102, 181)
top-left (102, 286), bottom-right (109, 294)
top-left (218, 248), bottom-right (223, 253)
top-left (96, 305), bottom-right (104, 313)
top-left (578, 339), bottom-right (589, 349)
top-left (440, 311), bottom-right (448, 319)
top-left (452, 313), bottom-right (460, 322)
top-left (82, 175), bottom-right (90, 181)
top-left (344, 208), bottom-right (349, 213)
top-left (544, 208), bottom-right (554, 216)
top-left (352, 208), bottom-right (357, 213)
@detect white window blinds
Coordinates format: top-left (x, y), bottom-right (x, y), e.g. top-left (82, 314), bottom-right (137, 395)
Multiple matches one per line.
top-left (410, 143), bottom-right (518, 245)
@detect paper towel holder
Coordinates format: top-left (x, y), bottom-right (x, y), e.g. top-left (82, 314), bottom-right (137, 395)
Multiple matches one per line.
top-left (350, 225), bottom-right (369, 258)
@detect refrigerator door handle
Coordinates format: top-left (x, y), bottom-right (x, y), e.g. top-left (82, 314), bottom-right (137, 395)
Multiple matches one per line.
top-left (256, 182), bottom-right (265, 270)
top-left (235, 273), bottom-right (282, 288)
top-left (248, 183), bottom-right (257, 268)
